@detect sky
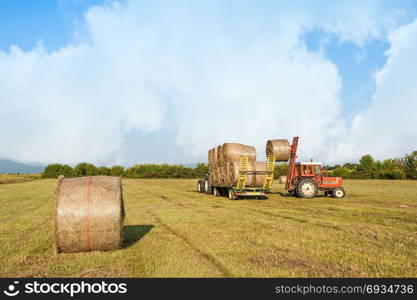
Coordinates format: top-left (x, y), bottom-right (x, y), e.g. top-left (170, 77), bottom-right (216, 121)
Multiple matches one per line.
top-left (0, 0), bottom-right (416, 166)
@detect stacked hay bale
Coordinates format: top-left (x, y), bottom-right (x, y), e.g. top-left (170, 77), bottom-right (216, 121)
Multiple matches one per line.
top-left (207, 139), bottom-right (291, 188)
top-left (228, 160), bottom-right (255, 186)
top-left (221, 143), bottom-right (256, 163)
top-left (251, 161), bottom-right (268, 187)
top-left (209, 143), bottom-right (263, 186)
top-left (55, 176), bottom-right (124, 253)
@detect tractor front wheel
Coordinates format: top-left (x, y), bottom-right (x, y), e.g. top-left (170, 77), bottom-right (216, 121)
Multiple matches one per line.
top-left (197, 180), bottom-right (203, 193)
top-left (332, 187), bottom-right (346, 198)
top-left (296, 179), bottom-right (318, 198)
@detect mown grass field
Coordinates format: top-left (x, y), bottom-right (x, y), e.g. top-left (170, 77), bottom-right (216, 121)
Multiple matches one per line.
top-left (0, 174), bottom-right (41, 184)
top-left (0, 178), bottom-right (416, 277)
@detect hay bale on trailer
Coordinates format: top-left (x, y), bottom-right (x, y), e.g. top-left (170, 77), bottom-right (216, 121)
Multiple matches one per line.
top-left (217, 145), bottom-right (223, 166)
top-left (266, 139), bottom-right (290, 162)
top-left (210, 147), bottom-right (218, 169)
top-left (211, 167), bottom-right (220, 185)
top-left (251, 161), bottom-right (267, 187)
top-left (208, 149), bottom-right (212, 167)
top-left (222, 162), bottom-right (231, 186)
top-left (55, 176), bottom-right (124, 253)
top-left (228, 161), bottom-right (255, 186)
top-left (221, 143), bottom-right (256, 163)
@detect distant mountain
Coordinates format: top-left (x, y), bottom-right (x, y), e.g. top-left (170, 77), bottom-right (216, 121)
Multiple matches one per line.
top-left (0, 159), bottom-right (45, 174)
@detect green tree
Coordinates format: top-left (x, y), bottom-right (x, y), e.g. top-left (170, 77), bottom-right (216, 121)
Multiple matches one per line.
top-left (274, 163), bottom-right (288, 177)
top-left (331, 167), bottom-right (350, 178)
top-left (194, 163), bottom-right (209, 177)
top-left (342, 162), bottom-right (357, 170)
top-left (404, 151), bottom-right (417, 179)
top-left (379, 159), bottom-right (406, 179)
top-left (73, 162), bottom-right (98, 177)
top-left (358, 154), bottom-right (376, 178)
top-left (98, 166), bottom-right (111, 176)
top-left (43, 164), bottom-right (73, 178)
top-left (110, 165), bottom-right (125, 177)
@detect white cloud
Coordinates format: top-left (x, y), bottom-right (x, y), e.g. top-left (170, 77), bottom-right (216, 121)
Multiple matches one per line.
top-left (0, 2), bottom-right (166, 164)
top-left (334, 19), bottom-right (417, 161)
top-left (0, 1), bottom-right (415, 165)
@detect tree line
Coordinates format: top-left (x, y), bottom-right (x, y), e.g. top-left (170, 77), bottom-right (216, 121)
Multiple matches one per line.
top-left (43, 151), bottom-right (417, 180)
top-left (43, 162), bottom-right (209, 179)
top-left (274, 151), bottom-right (417, 180)
top-left (326, 151), bottom-right (417, 179)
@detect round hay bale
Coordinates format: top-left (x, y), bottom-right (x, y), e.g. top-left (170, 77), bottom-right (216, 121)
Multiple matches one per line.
top-left (211, 167), bottom-right (219, 185)
top-left (210, 147), bottom-right (218, 169)
top-left (279, 175), bottom-right (287, 185)
top-left (221, 143), bottom-right (256, 163)
top-left (228, 161), bottom-right (255, 186)
top-left (55, 176), bottom-right (124, 253)
top-left (266, 139), bottom-right (290, 161)
top-left (222, 162), bottom-right (231, 186)
top-left (252, 161), bottom-right (267, 187)
top-left (215, 168), bottom-right (221, 185)
top-left (209, 167), bottom-right (214, 183)
top-left (217, 145), bottom-right (223, 166)
top-left (208, 149), bottom-right (212, 166)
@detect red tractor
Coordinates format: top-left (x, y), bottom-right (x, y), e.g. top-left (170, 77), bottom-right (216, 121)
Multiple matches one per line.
top-left (285, 137), bottom-right (346, 198)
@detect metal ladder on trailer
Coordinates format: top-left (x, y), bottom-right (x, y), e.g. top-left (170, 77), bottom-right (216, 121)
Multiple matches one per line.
top-left (237, 157), bottom-right (249, 189)
top-left (263, 155), bottom-right (276, 189)
top-left (236, 156), bottom-right (276, 190)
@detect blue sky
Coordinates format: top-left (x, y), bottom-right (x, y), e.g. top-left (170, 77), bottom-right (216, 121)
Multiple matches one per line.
top-left (0, 0), bottom-right (106, 51)
top-left (1, 0), bottom-right (417, 165)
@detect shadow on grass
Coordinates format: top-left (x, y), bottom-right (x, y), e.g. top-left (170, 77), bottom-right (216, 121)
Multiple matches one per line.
top-left (276, 191), bottom-right (334, 199)
top-left (123, 225), bottom-right (154, 248)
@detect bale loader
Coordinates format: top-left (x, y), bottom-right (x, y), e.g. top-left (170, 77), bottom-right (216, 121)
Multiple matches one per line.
top-left (285, 137), bottom-right (346, 198)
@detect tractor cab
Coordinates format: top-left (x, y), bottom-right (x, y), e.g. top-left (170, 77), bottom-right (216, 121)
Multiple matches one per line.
top-left (296, 162), bottom-right (323, 178)
top-left (285, 137), bottom-right (346, 198)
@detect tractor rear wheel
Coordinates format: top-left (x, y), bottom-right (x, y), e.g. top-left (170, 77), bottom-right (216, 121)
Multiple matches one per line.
top-left (296, 178), bottom-right (318, 198)
top-left (332, 187), bottom-right (346, 198)
top-left (204, 179), bottom-right (212, 194)
top-left (228, 189), bottom-right (237, 200)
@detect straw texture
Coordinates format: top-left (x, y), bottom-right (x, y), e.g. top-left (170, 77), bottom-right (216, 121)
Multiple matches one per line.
top-left (266, 139), bottom-right (291, 161)
top-left (55, 176), bottom-right (124, 253)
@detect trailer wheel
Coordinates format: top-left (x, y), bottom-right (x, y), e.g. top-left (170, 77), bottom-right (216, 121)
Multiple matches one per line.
top-left (296, 179), bottom-right (318, 198)
top-left (332, 187), bottom-right (346, 198)
top-left (228, 189), bottom-right (237, 200)
top-left (213, 187), bottom-right (220, 197)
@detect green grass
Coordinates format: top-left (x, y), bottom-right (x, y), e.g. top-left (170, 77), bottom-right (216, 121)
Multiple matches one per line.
top-left (0, 178), bottom-right (416, 277)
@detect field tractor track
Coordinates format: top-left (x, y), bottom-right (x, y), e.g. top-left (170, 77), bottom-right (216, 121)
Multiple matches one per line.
top-left (146, 209), bottom-right (233, 278)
